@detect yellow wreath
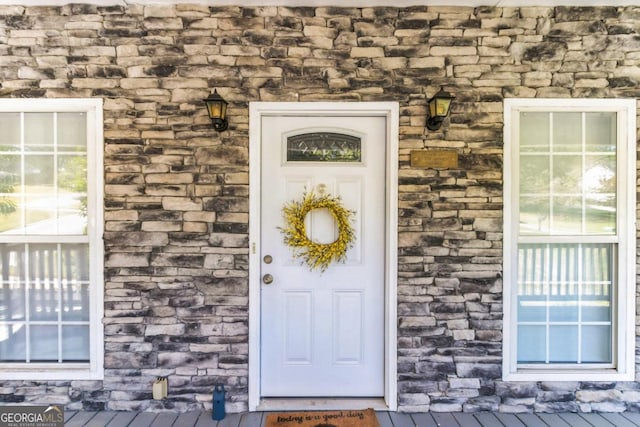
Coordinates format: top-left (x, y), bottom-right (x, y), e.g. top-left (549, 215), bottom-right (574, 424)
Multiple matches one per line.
top-left (280, 191), bottom-right (355, 272)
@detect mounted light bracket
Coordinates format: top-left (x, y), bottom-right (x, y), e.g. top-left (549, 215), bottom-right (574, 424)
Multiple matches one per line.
top-left (203, 89), bottom-right (228, 132)
top-left (426, 88), bottom-right (454, 131)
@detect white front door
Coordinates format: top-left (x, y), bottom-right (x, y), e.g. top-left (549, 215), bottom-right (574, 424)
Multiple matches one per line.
top-left (259, 114), bottom-right (386, 397)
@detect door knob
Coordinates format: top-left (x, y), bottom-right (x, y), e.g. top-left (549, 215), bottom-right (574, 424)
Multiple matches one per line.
top-left (262, 274), bottom-right (274, 285)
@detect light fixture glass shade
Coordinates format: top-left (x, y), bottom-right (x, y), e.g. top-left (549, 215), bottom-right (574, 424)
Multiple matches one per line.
top-left (203, 89), bottom-right (228, 131)
top-left (426, 88), bottom-right (454, 131)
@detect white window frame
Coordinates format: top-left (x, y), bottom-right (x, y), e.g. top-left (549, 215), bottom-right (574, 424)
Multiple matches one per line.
top-left (0, 98), bottom-right (104, 380)
top-left (503, 98), bottom-right (636, 381)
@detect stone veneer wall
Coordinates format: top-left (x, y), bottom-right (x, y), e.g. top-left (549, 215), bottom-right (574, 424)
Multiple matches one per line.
top-left (1, 3), bottom-right (640, 413)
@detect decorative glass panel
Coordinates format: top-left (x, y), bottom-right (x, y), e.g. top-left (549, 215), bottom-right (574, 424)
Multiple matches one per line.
top-left (287, 132), bottom-right (361, 162)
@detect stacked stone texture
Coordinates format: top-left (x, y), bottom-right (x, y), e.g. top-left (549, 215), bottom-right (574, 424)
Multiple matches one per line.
top-left (0, 3), bottom-right (639, 413)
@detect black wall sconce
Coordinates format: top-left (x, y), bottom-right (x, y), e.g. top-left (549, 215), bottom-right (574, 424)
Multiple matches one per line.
top-left (203, 89), bottom-right (228, 131)
top-left (426, 88), bottom-right (455, 131)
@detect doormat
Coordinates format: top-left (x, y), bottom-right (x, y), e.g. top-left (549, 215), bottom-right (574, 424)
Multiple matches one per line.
top-left (265, 409), bottom-right (380, 427)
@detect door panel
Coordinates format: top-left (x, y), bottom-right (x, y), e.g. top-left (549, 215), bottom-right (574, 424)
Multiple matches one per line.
top-left (260, 115), bottom-right (385, 397)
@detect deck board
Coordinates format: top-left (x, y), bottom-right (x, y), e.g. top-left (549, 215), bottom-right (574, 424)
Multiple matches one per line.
top-left (149, 412), bottom-right (178, 427)
top-left (537, 413), bottom-right (571, 427)
top-left (410, 413), bottom-right (438, 427)
top-left (583, 413), bottom-right (617, 427)
top-left (600, 413), bottom-right (637, 427)
top-left (64, 411), bottom-right (77, 423)
top-left (175, 412), bottom-right (203, 427)
top-left (389, 412), bottom-right (415, 427)
top-left (432, 412), bottom-right (461, 427)
top-left (218, 413), bottom-right (243, 427)
top-left (577, 413), bottom-right (615, 427)
top-left (65, 411), bottom-right (98, 427)
top-left (239, 412), bottom-right (264, 427)
top-left (376, 411), bottom-right (395, 427)
top-left (515, 413), bottom-right (548, 427)
top-left (494, 413), bottom-right (526, 427)
top-left (128, 412), bottom-right (159, 427)
top-left (195, 411), bottom-right (218, 427)
top-left (473, 412), bottom-right (504, 427)
top-left (453, 413), bottom-right (482, 427)
top-left (85, 411), bottom-right (117, 427)
top-left (62, 410), bottom-right (640, 427)
top-left (622, 413), bottom-right (640, 426)
top-left (557, 413), bottom-right (594, 427)
top-left (106, 411), bottom-right (139, 426)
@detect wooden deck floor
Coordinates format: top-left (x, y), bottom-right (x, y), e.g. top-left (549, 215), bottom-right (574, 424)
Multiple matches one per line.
top-left (64, 410), bottom-right (640, 427)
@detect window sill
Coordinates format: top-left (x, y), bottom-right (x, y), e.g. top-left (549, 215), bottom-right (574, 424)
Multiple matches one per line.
top-left (504, 369), bottom-right (633, 382)
top-left (0, 364), bottom-right (103, 381)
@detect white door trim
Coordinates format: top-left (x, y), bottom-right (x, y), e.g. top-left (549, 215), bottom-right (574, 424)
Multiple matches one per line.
top-left (248, 102), bottom-right (398, 412)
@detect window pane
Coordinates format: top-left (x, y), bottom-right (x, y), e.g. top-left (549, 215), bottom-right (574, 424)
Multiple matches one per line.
top-left (24, 155), bottom-right (54, 187)
top-left (582, 325), bottom-right (611, 363)
top-left (585, 155), bottom-right (616, 234)
top-left (287, 132), bottom-right (362, 162)
top-left (520, 112), bottom-right (549, 152)
top-left (517, 243), bottom-right (614, 365)
top-left (30, 325), bottom-right (58, 362)
top-left (552, 197), bottom-right (582, 234)
top-left (0, 155), bottom-right (20, 233)
top-left (552, 155), bottom-right (581, 193)
top-left (553, 112), bottom-right (582, 152)
top-left (520, 196), bottom-right (549, 234)
top-left (61, 245), bottom-right (90, 322)
top-left (518, 296), bottom-right (546, 322)
top-left (519, 112), bottom-right (618, 237)
top-left (0, 244), bottom-right (26, 321)
top-left (0, 324), bottom-right (26, 361)
top-left (62, 325), bottom-right (89, 362)
top-left (28, 245), bottom-right (59, 322)
top-left (518, 325), bottom-right (546, 363)
top-left (549, 325), bottom-right (578, 363)
top-left (585, 195), bottom-right (616, 234)
top-left (24, 113), bottom-right (53, 151)
top-left (0, 113), bottom-right (20, 151)
top-left (582, 244), bottom-right (612, 322)
top-left (585, 155), bottom-right (616, 193)
top-left (517, 244), bottom-right (547, 322)
top-left (520, 155), bottom-right (549, 194)
top-left (57, 113), bottom-right (86, 151)
top-left (58, 155), bottom-right (88, 235)
top-left (23, 155), bottom-right (56, 235)
top-left (585, 112), bottom-right (616, 152)
top-left (16, 155), bottom-right (87, 236)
